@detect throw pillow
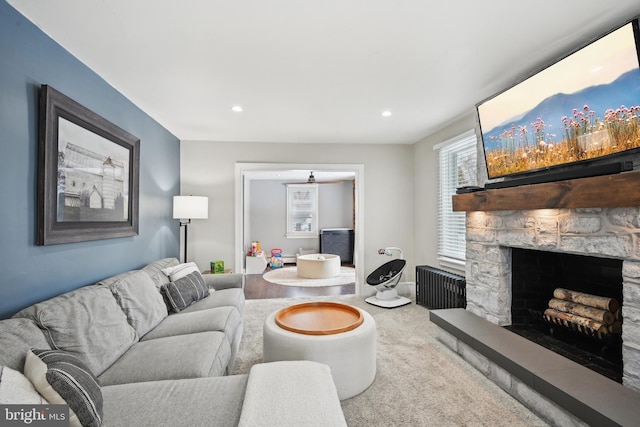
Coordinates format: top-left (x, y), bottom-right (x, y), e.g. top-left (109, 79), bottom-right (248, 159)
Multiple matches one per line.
top-left (24, 349), bottom-right (102, 427)
top-left (109, 270), bottom-right (168, 337)
top-left (161, 262), bottom-right (199, 281)
top-left (0, 365), bottom-right (48, 404)
top-left (161, 271), bottom-right (209, 312)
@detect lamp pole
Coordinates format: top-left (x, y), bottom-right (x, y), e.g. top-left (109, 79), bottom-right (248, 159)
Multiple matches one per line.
top-left (180, 219), bottom-right (191, 263)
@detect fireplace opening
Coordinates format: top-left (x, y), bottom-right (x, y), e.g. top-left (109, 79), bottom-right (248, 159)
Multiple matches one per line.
top-left (506, 248), bottom-right (623, 382)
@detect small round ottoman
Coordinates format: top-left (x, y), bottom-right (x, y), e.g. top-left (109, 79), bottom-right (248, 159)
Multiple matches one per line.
top-left (296, 253), bottom-right (341, 279)
top-left (263, 302), bottom-right (376, 400)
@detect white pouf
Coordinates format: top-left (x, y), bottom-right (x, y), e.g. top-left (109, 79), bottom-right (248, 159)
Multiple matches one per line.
top-left (263, 307), bottom-right (376, 400)
top-left (297, 253), bottom-right (341, 279)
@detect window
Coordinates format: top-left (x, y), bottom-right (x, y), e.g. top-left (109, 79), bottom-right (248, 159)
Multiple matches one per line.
top-left (286, 184), bottom-right (319, 238)
top-left (435, 130), bottom-right (477, 265)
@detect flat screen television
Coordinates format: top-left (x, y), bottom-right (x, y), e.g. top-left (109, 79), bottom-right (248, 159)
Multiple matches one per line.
top-left (476, 17), bottom-right (640, 187)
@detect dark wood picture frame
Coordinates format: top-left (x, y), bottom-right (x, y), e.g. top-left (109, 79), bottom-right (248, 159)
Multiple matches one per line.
top-left (37, 85), bottom-right (140, 245)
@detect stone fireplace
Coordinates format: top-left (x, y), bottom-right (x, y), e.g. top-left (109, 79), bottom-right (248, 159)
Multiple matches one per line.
top-left (431, 171), bottom-right (640, 424)
top-left (464, 206), bottom-right (640, 392)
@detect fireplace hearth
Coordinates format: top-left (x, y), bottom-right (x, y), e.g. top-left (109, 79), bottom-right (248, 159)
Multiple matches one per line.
top-left (506, 321), bottom-right (622, 382)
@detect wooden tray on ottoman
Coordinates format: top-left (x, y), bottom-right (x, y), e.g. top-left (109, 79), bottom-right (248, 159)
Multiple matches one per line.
top-left (275, 302), bottom-right (363, 335)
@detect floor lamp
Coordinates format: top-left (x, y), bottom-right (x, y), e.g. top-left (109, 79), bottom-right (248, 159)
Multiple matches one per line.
top-left (173, 196), bottom-right (208, 263)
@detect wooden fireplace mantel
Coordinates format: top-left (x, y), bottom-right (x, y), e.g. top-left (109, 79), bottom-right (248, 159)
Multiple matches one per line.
top-left (452, 170), bottom-right (640, 212)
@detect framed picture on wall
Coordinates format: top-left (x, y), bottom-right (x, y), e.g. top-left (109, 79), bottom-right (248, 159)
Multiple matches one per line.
top-left (37, 85), bottom-right (140, 245)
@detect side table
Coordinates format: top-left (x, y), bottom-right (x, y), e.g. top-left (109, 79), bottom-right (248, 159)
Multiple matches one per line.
top-left (245, 254), bottom-right (268, 274)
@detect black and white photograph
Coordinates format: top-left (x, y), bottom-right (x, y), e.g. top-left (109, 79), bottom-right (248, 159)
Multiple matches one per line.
top-left (37, 85), bottom-right (140, 245)
top-left (57, 117), bottom-right (130, 222)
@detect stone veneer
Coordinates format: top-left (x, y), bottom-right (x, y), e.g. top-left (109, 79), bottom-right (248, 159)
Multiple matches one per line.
top-left (463, 207), bottom-right (640, 392)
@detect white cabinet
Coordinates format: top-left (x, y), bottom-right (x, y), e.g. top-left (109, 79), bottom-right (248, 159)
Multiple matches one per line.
top-left (245, 254), bottom-right (268, 274)
top-left (286, 184), bottom-right (318, 238)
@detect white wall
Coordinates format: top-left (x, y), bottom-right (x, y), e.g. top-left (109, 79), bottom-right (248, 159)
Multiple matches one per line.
top-left (412, 112), bottom-right (477, 273)
top-left (180, 140), bottom-right (414, 295)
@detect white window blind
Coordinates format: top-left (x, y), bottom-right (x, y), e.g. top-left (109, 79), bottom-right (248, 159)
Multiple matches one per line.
top-left (435, 130), bottom-right (477, 263)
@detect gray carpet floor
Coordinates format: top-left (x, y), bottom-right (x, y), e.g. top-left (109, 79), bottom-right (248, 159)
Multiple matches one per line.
top-left (232, 295), bottom-right (549, 426)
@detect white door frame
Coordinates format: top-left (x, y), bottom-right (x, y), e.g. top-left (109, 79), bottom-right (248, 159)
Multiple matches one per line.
top-left (234, 162), bottom-right (365, 295)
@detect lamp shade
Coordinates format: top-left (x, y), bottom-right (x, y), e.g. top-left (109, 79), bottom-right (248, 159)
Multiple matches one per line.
top-left (173, 196), bottom-right (208, 219)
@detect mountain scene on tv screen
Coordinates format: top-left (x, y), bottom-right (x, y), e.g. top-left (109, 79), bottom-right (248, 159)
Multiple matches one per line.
top-left (483, 68), bottom-right (640, 178)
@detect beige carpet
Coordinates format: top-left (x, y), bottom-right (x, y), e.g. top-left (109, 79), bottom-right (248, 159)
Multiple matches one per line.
top-left (232, 295), bottom-right (549, 427)
top-left (262, 266), bottom-right (355, 287)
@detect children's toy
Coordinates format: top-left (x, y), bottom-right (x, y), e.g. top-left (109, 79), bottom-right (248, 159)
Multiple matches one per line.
top-left (270, 248), bottom-right (284, 269)
top-left (248, 241), bottom-right (262, 256)
top-left (210, 260), bottom-right (225, 274)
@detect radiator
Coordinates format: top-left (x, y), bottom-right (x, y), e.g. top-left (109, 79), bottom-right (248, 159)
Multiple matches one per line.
top-left (416, 265), bottom-right (466, 309)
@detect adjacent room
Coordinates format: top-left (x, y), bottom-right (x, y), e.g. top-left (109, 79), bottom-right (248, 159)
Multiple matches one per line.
top-left (1, 1), bottom-right (640, 426)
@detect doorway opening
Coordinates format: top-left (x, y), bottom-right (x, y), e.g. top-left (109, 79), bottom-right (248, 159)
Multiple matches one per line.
top-left (235, 163), bottom-right (365, 296)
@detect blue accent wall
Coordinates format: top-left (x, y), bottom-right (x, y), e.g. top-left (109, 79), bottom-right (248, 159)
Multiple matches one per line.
top-left (0, 2), bottom-right (181, 318)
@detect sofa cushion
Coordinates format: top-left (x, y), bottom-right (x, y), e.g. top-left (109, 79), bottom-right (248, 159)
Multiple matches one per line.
top-left (141, 306), bottom-right (241, 347)
top-left (141, 257), bottom-right (179, 288)
top-left (0, 318), bottom-right (51, 371)
top-left (109, 270), bottom-right (168, 336)
top-left (142, 304), bottom-right (243, 375)
top-left (14, 285), bottom-right (138, 376)
top-left (97, 332), bottom-right (230, 386)
top-left (180, 288), bottom-right (245, 316)
top-left (0, 365), bottom-right (48, 404)
top-left (95, 270), bottom-right (137, 288)
top-left (25, 349), bottom-right (102, 427)
top-left (102, 375), bottom-right (248, 427)
top-left (161, 271), bottom-right (209, 313)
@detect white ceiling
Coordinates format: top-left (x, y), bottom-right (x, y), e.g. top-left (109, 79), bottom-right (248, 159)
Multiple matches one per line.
top-left (7, 1), bottom-right (640, 145)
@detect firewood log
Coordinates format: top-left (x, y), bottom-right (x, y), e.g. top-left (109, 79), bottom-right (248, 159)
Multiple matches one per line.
top-left (608, 321), bottom-right (622, 334)
top-left (548, 298), bottom-right (615, 325)
top-left (543, 308), bottom-right (608, 336)
top-left (553, 288), bottom-right (619, 313)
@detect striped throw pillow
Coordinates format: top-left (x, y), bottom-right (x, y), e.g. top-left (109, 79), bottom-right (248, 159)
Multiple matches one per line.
top-left (24, 349), bottom-right (102, 427)
top-left (161, 271), bottom-right (209, 312)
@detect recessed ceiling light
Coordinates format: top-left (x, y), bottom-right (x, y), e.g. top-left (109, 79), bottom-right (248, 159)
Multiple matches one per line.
top-left (232, 105), bottom-right (243, 112)
top-left (382, 110), bottom-right (392, 117)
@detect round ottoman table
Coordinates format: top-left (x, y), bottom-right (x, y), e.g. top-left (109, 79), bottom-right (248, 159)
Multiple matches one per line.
top-left (296, 253), bottom-right (341, 279)
top-left (263, 302), bottom-right (376, 400)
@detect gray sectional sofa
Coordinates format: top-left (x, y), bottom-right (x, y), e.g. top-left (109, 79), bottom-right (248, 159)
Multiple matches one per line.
top-left (0, 257), bottom-right (347, 426)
